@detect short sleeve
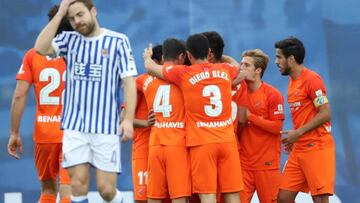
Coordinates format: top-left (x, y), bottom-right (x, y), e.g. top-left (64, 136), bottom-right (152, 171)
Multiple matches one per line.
top-left (118, 36), bottom-right (138, 78)
top-left (52, 31), bottom-right (70, 57)
top-left (233, 81), bottom-right (248, 107)
top-left (225, 63), bottom-right (239, 80)
top-left (16, 49), bottom-right (34, 83)
top-left (162, 65), bottom-right (186, 86)
top-left (267, 88), bottom-right (285, 120)
top-left (306, 75), bottom-right (329, 108)
top-left (136, 74), bottom-right (146, 92)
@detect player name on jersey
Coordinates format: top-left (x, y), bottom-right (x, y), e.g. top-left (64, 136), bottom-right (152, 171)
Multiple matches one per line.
top-left (37, 115), bottom-right (62, 123)
top-left (189, 70), bottom-right (230, 85)
top-left (196, 117), bottom-right (232, 128)
top-left (154, 121), bottom-right (184, 128)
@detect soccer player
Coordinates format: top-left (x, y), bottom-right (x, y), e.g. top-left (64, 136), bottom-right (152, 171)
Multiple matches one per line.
top-left (34, 0), bottom-right (138, 202)
top-left (8, 4), bottom-right (73, 203)
top-left (7, 5), bottom-right (73, 203)
top-left (275, 37), bottom-right (335, 203)
top-left (138, 38), bottom-right (191, 203)
top-left (202, 31), bottom-right (247, 203)
top-left (143, 34), bottom-right (244, 203)
top-left (130, 44), bottom-right (162, 203)
top-left (238, 49), bottom-right (284, 203)
top-left (202, 31), bottom-right (248, 148)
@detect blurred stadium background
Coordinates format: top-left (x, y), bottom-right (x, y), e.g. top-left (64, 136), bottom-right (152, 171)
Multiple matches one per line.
top-left (0, 0), bottom-right (359, 202)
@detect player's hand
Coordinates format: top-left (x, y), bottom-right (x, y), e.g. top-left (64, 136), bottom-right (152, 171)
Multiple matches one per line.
top-left (143, 44), bottom-right (153, 60)
top-left (7, 133), bottom-right (23, 159)
top-left (119, 119), bottom-right (134, 142)
top-left (232, 69), bottom-right (247, 86)
top-left (281, 129), bottom-right (301, 145)
top-left (57, 0), bottom-right (76, 18)
top-left (245, 108), bottom-right (251, 118)
top-left (283, 143), bottom-right (293, 154)
top-left (147, 109), bottom-right (156, 126)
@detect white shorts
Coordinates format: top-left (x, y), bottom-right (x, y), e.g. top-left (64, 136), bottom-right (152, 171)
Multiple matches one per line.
top-left (62, 129), bottom-right (121, 173)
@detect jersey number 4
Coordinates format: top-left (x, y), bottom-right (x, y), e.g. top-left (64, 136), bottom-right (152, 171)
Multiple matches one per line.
top-left (39, 68), bottom-right (65, 105)
top-left (153, 85), bottom-right (172, 117)
top-left (154, 84), bottom-right (223, 118)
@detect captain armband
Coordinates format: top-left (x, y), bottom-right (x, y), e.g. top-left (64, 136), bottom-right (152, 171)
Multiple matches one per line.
top-left (313, 95), bottom-right (329, 108)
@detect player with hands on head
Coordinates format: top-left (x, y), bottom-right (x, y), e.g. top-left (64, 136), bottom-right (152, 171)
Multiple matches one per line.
top-left (34, 0), bottom-right (138, 202)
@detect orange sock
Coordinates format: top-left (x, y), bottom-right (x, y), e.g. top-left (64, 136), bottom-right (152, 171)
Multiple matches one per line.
top-left (39, 193), bottom-right (57, 203)
top-left (60, 196), bottom-right (71, 203)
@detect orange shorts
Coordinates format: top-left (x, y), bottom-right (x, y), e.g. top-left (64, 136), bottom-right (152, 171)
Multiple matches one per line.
top-left (147, 145), bottom-right (191, 199)
top-left (132, 157), bottom-right (148, 201)
top-left (190, 142), bottom-right (243, 194)
top-left (34, 143), bottom-right (70, 184)
top-left (280, 147), bottom-right (335, 196)
top-left (240, 169), bottom-right (280, 203)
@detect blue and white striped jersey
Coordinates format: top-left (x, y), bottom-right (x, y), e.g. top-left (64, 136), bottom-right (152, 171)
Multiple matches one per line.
top-left (52, 28), bottom-right (137, 135)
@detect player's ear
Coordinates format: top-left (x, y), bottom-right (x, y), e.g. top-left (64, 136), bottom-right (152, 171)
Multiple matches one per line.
top-left (186, 51), bottom-right (192, 60)
top-left (91, 6), bottom-right (97, 17)
top-left (208, 49), bottom-right (214, 62)
top-left (288, 55), bottom-right (295, 64)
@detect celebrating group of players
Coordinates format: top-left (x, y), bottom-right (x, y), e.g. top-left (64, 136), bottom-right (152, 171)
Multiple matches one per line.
top-left (129, 31), bottom-right (335, 203)
top-left (7, 0), bottom-right (335, 203)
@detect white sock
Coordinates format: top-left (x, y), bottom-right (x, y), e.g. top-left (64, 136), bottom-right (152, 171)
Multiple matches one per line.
top-left (71, 195), bottom-right (88, 202)
top-left (104, 189), bottom-right (123, 203)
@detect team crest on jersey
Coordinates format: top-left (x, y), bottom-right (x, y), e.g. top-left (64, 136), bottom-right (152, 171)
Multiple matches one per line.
top-left (102, 48), bottom-right (109, 58)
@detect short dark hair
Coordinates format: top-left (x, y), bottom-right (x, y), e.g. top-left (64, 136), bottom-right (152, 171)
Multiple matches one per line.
top-left (48, 5), bottom-right (73, 35)
top-left (151, 44), bottom-right (163, 63)
top-left (162, 38), bottom-right (186, 61)
top-left (70, 0), bottom-right (94, 10)
top-left (186, 34), bottom-right (209, 60)
top-left (275, 37), bottom-right (305, 64)
top-left (202, 31), bottom-right (224, 61)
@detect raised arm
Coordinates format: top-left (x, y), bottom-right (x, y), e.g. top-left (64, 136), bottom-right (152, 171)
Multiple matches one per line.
top-left (8, 81), bottom-right (31, 159)
top-left (34, 0), bottom-right (75, 56)
top-left (143, 45), bottom-right (164, 79)
top-left (221, 55), bottom-right (240, 68)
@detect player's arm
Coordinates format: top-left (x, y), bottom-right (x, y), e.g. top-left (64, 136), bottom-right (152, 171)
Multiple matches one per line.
top-left (143, 45), bottom-right (164, 79)
top-left (282, 78), bottom-right (331, 144)
top-left (282, 103), bottom-right (331, 145)
top-left (232, 68), bottom-right (247, 87)
top-left (120, 108), bottom-right (153, 128)
top-left (236, 106), bottom-right (247, 136)
top-left (247, 110), bottom-right (283, 135)
top-left (119, 77), bottom-right (137, 142)
top-left (34, 0), bottom-right (75, 56)
top-left (8, 80), bottom-right (31, 159)
top-left (221, 55), bottom-right (240, 68)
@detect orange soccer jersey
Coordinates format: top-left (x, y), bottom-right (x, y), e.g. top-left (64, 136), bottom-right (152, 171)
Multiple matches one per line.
top-left (16, 48), bottom-right (65, 143)
top-left (162, 63), bottom-right (238, 146)
top-left (287, 67), bottom-right (334, 151)
top-left (240, 82), bottom-right (284, 170)
top-left (130, 90), bottom-right (151, 201)
top-left (132, 91), bottom-right (151, 159)
top-left (137, 73), bottom-right (186, 146)
top-left (232, 81), bottom-right (248, 149)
